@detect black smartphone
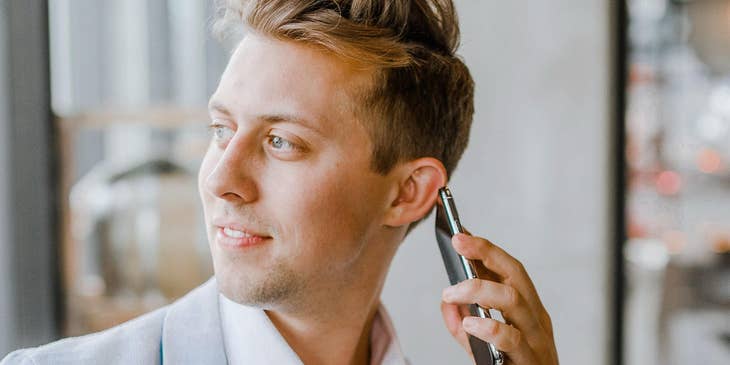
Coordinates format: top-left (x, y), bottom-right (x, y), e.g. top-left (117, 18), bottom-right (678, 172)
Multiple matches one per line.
top-left (435, 186), bottom-right (504, 365)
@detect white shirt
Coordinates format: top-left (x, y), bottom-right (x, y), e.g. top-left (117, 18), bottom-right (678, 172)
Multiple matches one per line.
top-left (219, 294), bottom-right (409, 365)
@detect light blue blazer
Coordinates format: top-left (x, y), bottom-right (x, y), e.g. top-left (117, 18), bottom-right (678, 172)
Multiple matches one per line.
top-left (1, 278), bottom-right (227, 365)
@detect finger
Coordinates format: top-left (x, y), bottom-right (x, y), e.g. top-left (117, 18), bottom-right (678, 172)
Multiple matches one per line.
top-left (452, 233), bottom-right (536, 295)
top-left (452, 233), bottom-right (551, 330)
top-left (440, 302), bottom-right (471, 353)
top-left (442, 279), bottom-right (544, 345)
top-left (462, 317), bottom-right (539, 365)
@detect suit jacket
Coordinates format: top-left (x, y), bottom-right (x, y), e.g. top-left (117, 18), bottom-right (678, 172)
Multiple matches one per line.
top-left (2, 278), bottom-right (229, 364)
top-left (2, 278), bottom-right (410, 365)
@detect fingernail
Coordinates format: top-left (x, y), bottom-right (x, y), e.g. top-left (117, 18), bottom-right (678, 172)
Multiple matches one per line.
top-left (453, 233), bottom-right (466, 244)
top-left (462, 317), bottom-right (478, 331)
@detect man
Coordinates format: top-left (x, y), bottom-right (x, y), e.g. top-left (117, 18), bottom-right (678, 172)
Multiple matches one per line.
top-left (2, 0), bottom-right (558, 364)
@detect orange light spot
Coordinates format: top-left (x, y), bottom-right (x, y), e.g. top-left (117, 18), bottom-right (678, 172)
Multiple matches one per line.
top-left (697, 148), bottom-right (724, 174)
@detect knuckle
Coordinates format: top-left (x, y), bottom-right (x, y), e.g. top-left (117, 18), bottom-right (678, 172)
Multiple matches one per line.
top-left (510, 326), bottom-right (523, 348)
top-left (504, 285), bottom-right (520, 307)
top-left (480, 236), bottom-right (495, 247)
top-left (466, 278), bottom-right (483, 295)
top-left (513, 259), bottom-right (526, 274)
top-left (479, 239), bottom-right (494, 255)
top-left (485, 319), bottom-right (499, 336)
top-left (542, 312), bottom-right (554, 333)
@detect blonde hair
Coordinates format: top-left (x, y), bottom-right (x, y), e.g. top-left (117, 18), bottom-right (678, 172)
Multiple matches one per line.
top-left (214, 0), bottom-right (474, 176)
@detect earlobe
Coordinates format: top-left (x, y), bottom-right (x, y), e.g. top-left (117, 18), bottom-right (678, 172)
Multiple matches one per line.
top-left (383, 158), bottom-right (447, 228)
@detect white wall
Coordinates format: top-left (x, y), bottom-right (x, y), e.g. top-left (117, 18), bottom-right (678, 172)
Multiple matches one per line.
top-left (381, 1), bottom-right (613, 364)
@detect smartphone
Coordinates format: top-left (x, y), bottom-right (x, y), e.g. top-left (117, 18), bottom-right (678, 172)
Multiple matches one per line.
top-left (435, 186), bottom-right (504, 365)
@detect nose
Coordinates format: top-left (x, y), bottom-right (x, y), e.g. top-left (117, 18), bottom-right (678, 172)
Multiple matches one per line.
top-left (203, 139), bottom-right (260, 204)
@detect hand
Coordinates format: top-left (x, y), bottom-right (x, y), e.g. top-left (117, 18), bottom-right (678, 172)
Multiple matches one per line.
top-left (440, 233), bottom-right (558, 365)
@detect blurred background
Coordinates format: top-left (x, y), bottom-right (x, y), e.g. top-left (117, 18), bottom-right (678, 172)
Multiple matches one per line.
top-left (0, 0), bottom-right (728, 364)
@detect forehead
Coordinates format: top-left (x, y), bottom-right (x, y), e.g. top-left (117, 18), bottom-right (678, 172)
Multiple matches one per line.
top-left (212, 33), bottom-right (374, 131)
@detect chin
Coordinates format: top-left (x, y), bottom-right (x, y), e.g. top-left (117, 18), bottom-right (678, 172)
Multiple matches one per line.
top-left (213, 256), bottom-right (302, 309)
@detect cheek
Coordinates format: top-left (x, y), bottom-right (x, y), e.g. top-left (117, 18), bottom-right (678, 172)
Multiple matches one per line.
top-left (269, 161), bottom-right (382, 259)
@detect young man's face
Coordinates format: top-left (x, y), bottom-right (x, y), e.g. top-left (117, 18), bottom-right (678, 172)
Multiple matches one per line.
top-left (199, 33), bottom-right (397, 309)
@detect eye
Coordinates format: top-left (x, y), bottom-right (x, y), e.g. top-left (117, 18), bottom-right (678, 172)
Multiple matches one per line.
top-left (266, 134), bottom-right (298, 152)
top-left (207, 123), bottom-right (235, 144)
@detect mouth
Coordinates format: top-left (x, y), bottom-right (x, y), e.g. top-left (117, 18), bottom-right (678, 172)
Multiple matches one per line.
top-left (214, 225), bottom-right (272, 249)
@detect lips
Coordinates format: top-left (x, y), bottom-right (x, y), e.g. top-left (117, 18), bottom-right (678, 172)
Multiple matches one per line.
top-left (212, 221), bottom-right (272, 249)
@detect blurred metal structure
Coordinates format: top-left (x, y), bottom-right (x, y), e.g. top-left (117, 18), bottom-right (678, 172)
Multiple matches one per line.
top-left (57, 109), bottom-right (213, 336)
top-left (48, 0), bottom-right (226, 336)
top-left (0, 0), bottom-right (59, 356)
top-left (623, 0), bottom-right (730, 364)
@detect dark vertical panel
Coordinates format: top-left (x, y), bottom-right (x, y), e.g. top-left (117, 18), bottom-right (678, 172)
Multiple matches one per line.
top-left (0, 0), bottom-right (14, 355)
top-left (611, 1), bottom-right (628, 365)
top-left (1, 0), bottom-right (58, 350)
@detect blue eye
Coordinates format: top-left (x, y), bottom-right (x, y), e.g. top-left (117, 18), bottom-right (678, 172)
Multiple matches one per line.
top-left (208, 124), bottom-right (234, 142)
top-left (268, 135), bottom-right (296, 151)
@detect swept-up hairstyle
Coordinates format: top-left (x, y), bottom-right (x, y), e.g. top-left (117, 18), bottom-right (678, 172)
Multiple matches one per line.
top-left (214, 0), bottom-right (474, 178)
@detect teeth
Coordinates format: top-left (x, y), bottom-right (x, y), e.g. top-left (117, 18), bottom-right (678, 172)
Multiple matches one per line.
top-left (223, 227), bottom-right (253, 238)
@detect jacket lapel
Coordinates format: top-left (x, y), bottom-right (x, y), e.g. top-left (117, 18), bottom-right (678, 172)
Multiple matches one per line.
top-left (161, 277), bottom-right (228, 364)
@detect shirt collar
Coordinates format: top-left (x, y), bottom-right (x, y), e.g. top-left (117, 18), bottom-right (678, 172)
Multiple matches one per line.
top-left (161, 277), bottom-right (228, 364)
top-left (368, 302), bottom-right (408, 365)
top-left (218, 294), bottom-right (408, 365)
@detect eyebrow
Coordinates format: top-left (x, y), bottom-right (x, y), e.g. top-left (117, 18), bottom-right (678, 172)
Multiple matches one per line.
top-left (208, 101), bottom-right (324, 136)
top-left (208, 101), bottom-right (232, 117)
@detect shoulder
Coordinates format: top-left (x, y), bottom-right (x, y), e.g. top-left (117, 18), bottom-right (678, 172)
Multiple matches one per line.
top-left (1, 306), bottom-right (168, 365)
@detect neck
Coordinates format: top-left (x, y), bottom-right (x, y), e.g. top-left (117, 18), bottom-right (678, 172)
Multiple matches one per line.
top-left (265, 236), bottom-right (399, 365)
top-left (266, 295), bottom-right (381, 365)
top-left (261, 225), bottom-right (406, 365)
top-left (218, 277), bottom-right (387, 365)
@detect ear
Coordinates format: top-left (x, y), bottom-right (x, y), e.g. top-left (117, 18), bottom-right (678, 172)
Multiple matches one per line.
top-left (382, 157), bottom-right (447, 228)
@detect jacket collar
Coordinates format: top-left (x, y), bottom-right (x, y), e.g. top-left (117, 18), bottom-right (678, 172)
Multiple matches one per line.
top-left (161, 277), bottom-right (228, 364)
top-left (159, 277), bottom-right (409, 365)
top-left (218, 292), bottom-right (409, 365)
